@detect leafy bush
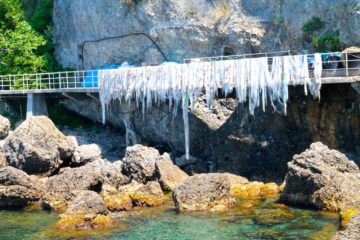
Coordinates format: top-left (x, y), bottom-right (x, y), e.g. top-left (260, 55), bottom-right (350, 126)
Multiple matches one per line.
top-left (302, 16), bottom-right (324, 33)
top-left (0, 0), bottom-right (46, 75)
top-left (311, 32), bottom-right (342, 52)
top-left (212, 1), bottom-right (231, 20)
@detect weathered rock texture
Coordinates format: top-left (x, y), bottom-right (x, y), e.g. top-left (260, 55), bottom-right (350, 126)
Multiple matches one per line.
top-left (53, 0), bottom-right (360, 69)
top-left (173, 173), bottom-right (235, 212)
top-left (44, 159), bottom-right (128, 211)
top-left (155, 153), bottom-right (189, 191)
top-left (0, 152), bottom-right (7, 168)
top-left (121, 144), bottom-right (158, 183)
top-left (44, 166), bottom-right (103, 211)
top-left (334, 213), bottom-right (360, 240)
top-left (71, 144), bottom-right (102, 166)
top-left (56, 191), bottom-right (112, 230)
top-left (3, 116), bottom-right (75, 176)
top-left (0, 167), bottom-right (44, 208)
top-left (0, 115), bottom-right (10, 139)
top-left (281, 142), bottom-right (360, 226)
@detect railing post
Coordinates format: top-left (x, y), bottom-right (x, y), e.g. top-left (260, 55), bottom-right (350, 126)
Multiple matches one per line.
top-left (345, 52), bottom-right (349, 77)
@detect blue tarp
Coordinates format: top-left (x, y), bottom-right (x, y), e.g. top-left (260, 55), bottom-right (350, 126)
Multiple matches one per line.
top-left (81, 64), bottom-right (120, 87)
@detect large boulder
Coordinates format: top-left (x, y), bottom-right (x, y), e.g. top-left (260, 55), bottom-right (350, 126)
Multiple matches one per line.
top-left (0, 115), bottom-right (10, 139)
top-left (56, 191), bottom-right (112, 230)
top-left (280, 142), bottom-right (360, 227)
top-left (155, 153), bottom-right (189, 191)
top-left (71, 144), bottom-right (102, 166)
top-left (85, 159), bottom-right (129, 188)
top-left (44, 159), bottom-right (129, 211)
top-left (173, 173), bottom-right (235, 212)
top-left (3, 116), bottom-right (75, 176)
top-left (334, 213), bottom-right (360, 240)
top-left (44, 166), bottom-right (103, 211)
top-left (0, 167), bottom-right (44, 208)
top-left (121, 145), bottom-right (159, 183)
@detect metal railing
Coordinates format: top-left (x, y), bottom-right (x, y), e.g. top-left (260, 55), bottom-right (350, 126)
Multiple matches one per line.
top-left (0, 51), bottom-right (359, 95)
top-left (0, 70), bottom-right (99, 94)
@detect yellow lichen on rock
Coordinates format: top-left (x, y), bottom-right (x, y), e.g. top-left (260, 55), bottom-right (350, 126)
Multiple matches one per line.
top-left (129, 193), bottom-right (164, 207)
top-left (56, 214), bottom-right (113, 230)
top-left (340, 207), bottom-right (359, 228)
top-left (102, 193), bottom-right (133, 211)
top-left (260, 183), bottom-right (280, 196)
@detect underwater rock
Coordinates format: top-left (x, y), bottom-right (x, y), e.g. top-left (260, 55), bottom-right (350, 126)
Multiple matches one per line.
top-left (155, 153), bottom-right (189, 191)
top-left (56, 190), bottom-right (112, 230)
top-left (71, 143), bottom-right (102, 166)
top-left (281, 142), bottom-right (360, 226)
top-left (0, 115), bottom-right (10, 139)
top-left (3, 116), bottom-right (75, 176)
top-left (173, 173), bottom-right (235, 212)
top-left (334, 212), bottom-right (360, 240)
top-left (121, 145), bottom-right (159, 184)
top-left (0, 167), bottom-right (44, 208)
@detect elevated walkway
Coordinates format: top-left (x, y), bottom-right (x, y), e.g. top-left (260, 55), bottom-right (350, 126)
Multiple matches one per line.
top-left (0, 51), bottom-right (359, 96)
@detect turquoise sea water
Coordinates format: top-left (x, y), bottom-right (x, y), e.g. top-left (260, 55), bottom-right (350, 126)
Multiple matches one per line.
top-left (0, 197), bottom-right (339, 240)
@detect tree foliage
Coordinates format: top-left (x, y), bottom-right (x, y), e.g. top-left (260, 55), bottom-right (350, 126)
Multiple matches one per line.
top-left (0, 0), bottom-right (46, 75)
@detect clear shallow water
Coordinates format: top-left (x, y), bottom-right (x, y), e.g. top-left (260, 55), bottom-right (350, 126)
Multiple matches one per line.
top-left (0, 197), bottom-right (339, 240)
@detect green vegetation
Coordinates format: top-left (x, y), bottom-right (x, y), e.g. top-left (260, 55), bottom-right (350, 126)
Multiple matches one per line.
top-left (302, 16), bottom-right (324, 33)
top-left (311, 31), bottom-right (342, 52)
top-left (0, 0), bottom-right (46, 75)
top-left (301, 16), bottom-right (342, 52)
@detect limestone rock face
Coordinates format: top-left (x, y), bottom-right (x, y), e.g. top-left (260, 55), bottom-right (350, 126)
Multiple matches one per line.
top-left (0, 167), bottom-right (44, 208)
top-left (280, 142), bottom-right (360, 225)
top-left (121, 145), bottom-right (159, 184)
top-left (71, 144), bottom-right (102, 166)
top-left (0, 115), bottom-right (10, 139)
top-left (334, 213), bottom-right (360, 240)
top-left (56, 191), bottom-right (112, 230)
top-left (3, 116), bottom-right (75, 176)
top-left (155, 153), bottom-right (189, 191)
top-left (173, 173), bottom-right (235, 212)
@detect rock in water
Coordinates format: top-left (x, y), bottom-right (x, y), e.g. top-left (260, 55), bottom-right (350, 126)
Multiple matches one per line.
top-left (121, 145), bottom-right (159, 184)
top-left (44, 166), bottom-right (103, 211)
top-left (56, 191), bottom-right (112, 230)
top-left (172, 173), bottom-right (235, 212)
top-left (155, 153), bottom-right (189, 191)
top-left (334, 213), bottom-right (360, 240)
top-left (280, 142), bottom-right (360, 227)
top-left (71, 144), bottom-right (102, 166)
top-left (129, 181), bottom-right (165, 207)
top-left (0, 167), bottom-right (44, 208)
top-left (0, 115), bottom-right (10, 139)
top-left (44, 159), bottom-right (129, 211)
top-left (3, 116), bottom-right (75, 176)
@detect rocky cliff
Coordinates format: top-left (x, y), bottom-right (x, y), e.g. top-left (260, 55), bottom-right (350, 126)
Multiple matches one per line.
top-left (53, 0), bottom-right (360, 69)
top-left (53, 0), bottom-right (360, 182)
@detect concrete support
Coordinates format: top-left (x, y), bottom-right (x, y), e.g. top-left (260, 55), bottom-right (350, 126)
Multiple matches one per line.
top-left (351, 82), bottom-right (360, 94)
top-left (26, 94), bottom-right (48, 118)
